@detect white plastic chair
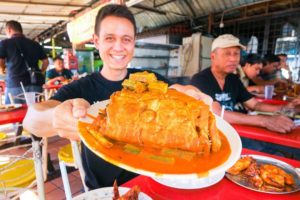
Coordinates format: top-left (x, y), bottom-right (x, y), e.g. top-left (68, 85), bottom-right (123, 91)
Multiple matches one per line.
top-left (0, 135), bottom-right (45, 200)
top-left (58, 140), bottom-right (88, 200)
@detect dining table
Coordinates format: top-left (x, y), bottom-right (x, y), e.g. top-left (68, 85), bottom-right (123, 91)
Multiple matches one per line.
top-left (232, 124), bottom-right (300, 149)
top-left (43, 83), bottom-right (64, 100)
top-left (0, 104), bottom-right (27, 146)
top-left (0, 104), bottom-right (27, 125)
top-left (122, 148), bottom-right (300, 200)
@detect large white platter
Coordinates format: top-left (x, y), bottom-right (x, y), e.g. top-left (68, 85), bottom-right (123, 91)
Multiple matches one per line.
top-left (79, 100), bottom-right (242, 189)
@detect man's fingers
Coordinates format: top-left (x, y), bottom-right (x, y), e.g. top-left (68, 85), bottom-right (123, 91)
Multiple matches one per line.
top-left (72, 99), bottom-right (90, 118)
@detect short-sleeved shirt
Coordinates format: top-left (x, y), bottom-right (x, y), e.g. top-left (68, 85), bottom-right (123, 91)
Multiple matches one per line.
top-left (46, 68), bottom-right (73, 81)
top-left (51, 68), bottom-right (171, 189)
top-left (0, 34), bottom-right (47, 88)
top-left (190, 67), bottom-right (253, 113)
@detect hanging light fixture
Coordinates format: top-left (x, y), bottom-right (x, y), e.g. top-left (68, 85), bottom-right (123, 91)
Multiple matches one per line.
top-left (219, 11), bottom-right (225, 28)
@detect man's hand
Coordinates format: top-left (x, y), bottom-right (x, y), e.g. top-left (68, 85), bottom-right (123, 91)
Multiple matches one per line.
top-left (52, 98), bottom-right (90, 141)
top-left (261, 115), bottom-right (295, 133)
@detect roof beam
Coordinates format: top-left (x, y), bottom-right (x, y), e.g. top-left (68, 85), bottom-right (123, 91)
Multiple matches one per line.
top-left (126, 0), bottom-right (145, 7)
top-left (0, 1), bottom-right (87, 9)
top-left (0, 12), bottom-right (70, 20)
top-left (132, 5), bottom-right (167, 15)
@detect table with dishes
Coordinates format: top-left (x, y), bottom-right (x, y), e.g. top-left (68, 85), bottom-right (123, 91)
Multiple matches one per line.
top-left (43, 83), bottom-right (64, 100)
top-left (122, 148), bottom-right (300, 200)
top-left (0, 104), bottom-right (27, 146)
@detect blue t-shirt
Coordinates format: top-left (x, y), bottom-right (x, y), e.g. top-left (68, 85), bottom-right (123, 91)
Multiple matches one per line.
top-left (190, 67), bottom-right (253, 113)
top-left (46, 68), bottom-right (73, 82)
top-left (0, 34), bottom-right (47, 88)
top-left (51, 68), bottom-right (171, 189)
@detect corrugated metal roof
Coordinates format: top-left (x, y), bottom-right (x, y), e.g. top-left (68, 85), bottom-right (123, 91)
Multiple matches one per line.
top-left (0, 0), bottom-right (295, 45)
top-left (131, 0), bottom-right (264, 31)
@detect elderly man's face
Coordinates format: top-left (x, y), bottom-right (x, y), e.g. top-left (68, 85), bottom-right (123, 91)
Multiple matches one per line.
top-left (211, 47), bottom-right (240, 74)
top-left (93, 16), bottom-right (135, 72)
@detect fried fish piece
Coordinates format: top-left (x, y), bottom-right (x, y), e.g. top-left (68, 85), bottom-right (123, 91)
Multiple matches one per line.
top-left (227, 156), bottom-right (253, 175)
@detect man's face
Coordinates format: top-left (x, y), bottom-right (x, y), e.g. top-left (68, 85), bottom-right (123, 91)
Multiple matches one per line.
top-left (5, 27), bottom-right (12, 38)
top-left (211, 47), bottom-right (241, 75)
top-left (244, 63), bottom-right (263, 79)
top-left (54, 59), bottom-right (64, 72)
top-left (262, 62), bottom-right (279, 74)
top-left (93, 16), bottom-right (135, 71)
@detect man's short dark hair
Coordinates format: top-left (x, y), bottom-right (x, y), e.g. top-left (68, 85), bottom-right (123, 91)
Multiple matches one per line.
top-left (263, 54), bottom-right (280, 65)
top-left (94, 4), bottom-right (136, 36)
top-left (241, 54), bottom-right (263, 66)
top-left (53, 56), bottom-right (63, 62)
top-left (276, 53), bottom-right (287, 58)
top-left (5, 20), bottom-right (23, 33)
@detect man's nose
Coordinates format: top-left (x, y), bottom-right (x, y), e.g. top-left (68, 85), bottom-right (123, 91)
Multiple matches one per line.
top-left (113, 40), bottom-right (123, 51)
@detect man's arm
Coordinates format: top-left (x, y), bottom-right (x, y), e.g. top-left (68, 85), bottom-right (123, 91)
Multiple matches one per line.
top-left (23, 98), bottom-right (90, 140)
top-left (243, 97), bottom-right (282, 112)
top-left (212, 101), bottom-right (294, 133)
top-left (0, 58), bottom-right (5, 74)
top-left (250, 76), bottom-right (279, 86)
top-left (40, 58), bottom-right (49, 73)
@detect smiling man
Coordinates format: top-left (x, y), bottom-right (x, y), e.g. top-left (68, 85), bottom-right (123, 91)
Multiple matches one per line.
top-left (190, 34), bottom-right (296, 133)
top-left (23, 4), bottom-right (209, 189)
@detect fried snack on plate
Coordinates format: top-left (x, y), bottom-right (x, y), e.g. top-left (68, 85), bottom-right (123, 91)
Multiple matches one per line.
top-left (227, 156), bottom-right (253, 175)
top-left (113, 180), bottom-right (140, 200)
top-left (260, 164), bottom-right (295, 188)
top-left (87, 71), bottom-right (221, 154)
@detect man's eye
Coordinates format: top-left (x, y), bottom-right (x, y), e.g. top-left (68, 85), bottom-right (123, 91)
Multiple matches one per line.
top-left (106, 37), bottom-right (114, 41)
top-left (123, 38), bottom-right (132, 43)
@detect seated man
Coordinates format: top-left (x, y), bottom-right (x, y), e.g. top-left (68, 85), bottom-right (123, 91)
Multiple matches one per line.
top-left (46, 56), bottom-right (74, 85)
top-left (250, 54), bottom-right (282, 86)
top-left (237, 54), bottom-right (264, 93)
top-left (190, 34), bottom-right (297, 134)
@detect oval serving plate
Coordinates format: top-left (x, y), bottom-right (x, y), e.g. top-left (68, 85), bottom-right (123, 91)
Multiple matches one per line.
top-left (78, 100), bottom-right (242, 189)
top-left (226, 154), bottom-right (300, 194)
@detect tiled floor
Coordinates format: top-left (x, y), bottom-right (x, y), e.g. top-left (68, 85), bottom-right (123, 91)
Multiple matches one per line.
top-left (0, 124), bottom-right (85, 200)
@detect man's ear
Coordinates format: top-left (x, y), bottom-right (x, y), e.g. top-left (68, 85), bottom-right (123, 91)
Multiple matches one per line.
top-left (93, 34), bottom-right (99, 50)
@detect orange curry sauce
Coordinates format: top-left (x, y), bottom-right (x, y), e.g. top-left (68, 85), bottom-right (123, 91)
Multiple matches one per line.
top-left (78, 121), bottom-right (231, 177)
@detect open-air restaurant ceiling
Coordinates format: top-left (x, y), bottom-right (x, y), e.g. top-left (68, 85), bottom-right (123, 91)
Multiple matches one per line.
top-left (0, 0), bottom-right (299, 47)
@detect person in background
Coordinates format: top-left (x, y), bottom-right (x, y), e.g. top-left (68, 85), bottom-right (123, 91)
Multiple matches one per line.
top-left (277, 53), bottom-right (291, 80)
top-left (23, 4), bottom-right (209, 189)
top-left (250, 54), bottom-right (282, 85)
top-left (237, 54), bottom-right (264, 93)
top-left (0, 20), bottom-right (49, 104)
top-left (46, 56), bottom-right (75, 85)
top-left (190, 34), bottom-right (298, 134)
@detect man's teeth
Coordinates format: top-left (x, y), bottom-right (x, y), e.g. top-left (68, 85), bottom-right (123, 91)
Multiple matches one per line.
top-left (112, 55), bottom-right (125, 60)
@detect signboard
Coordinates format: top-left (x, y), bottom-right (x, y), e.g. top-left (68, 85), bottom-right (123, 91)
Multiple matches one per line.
top-left (67, 3), bottom-right (109, 44)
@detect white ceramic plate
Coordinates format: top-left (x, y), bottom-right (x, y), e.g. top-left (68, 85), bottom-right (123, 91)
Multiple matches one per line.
top-left (72, 187), bottom-right (152, 200)
top-left (79, 100), bottom-right (242, 189)
top-left (0, 104), bottom-right (22, 112)
top-left (226, 154), bottom-right (300, 194)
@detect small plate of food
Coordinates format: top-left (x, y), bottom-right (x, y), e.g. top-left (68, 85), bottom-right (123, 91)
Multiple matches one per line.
top-left (226, 155), bottom-right (300, 194)
top-left (0, 104), bottom-right (22, 112)
top-left (73, 181), bottom-right (151, 200)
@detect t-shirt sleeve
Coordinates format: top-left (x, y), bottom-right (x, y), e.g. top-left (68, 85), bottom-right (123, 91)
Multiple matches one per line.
top-left (236, 76), bottom-right (253, 103)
